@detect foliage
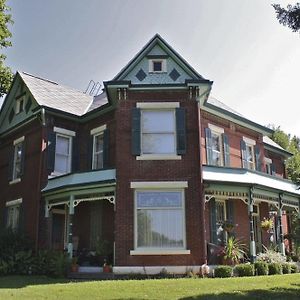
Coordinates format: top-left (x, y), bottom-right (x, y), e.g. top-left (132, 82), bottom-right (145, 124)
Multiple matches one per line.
top-left (273, 3), bottom-right (300, 33)
top-left (261, 217), bottom-right (274, 231)
top-left (219, 237), bottom-right (247, 264)
top-left (290, 263), bottom-right (299, 273)
top-left (254, 261), bottom-right (269, 276)
top-left (268, 262), bottom-right (283, 275)
top-left (0, 0), bottom-right (13, 97)
top-left (281, 263), bottom-right (291, 274)
top-left (257, 248), bottom-right (286, 264)
top-left (214, 265), bottom-right (232, 278)
top-left (234, 263), bottom-right (255, 277)
top-left (95, 238), bottom-right (112, 257)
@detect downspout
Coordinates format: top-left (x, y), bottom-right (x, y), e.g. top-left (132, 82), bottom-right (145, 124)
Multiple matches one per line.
top-left (35, 108), bottom-right (46, 252)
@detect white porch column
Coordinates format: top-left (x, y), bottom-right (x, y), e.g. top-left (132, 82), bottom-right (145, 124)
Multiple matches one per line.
top-left (278, 194), bottom-right (285, 256)
top-left (248, 187), bottom-right (256, 262)
top-left (67, 195), bottom-right (75, 258)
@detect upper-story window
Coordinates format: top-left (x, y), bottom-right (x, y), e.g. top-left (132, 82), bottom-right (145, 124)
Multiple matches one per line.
top-left (90, 124), bottom-right (108, 170)
top-left (205, 124), bottom-right (230, 167)
top-left (241, 137), bottom-right (262, 171)
top-left (9, 136), bottom-right (25, 183)
top-left (149, 59), bottom-right (167, 73)
top-left (48, 127), bottom-right (76, 176)
top-left (132, 102), bottom-right (186, 160)
top-left (15, 97), bottom-right (25, 114)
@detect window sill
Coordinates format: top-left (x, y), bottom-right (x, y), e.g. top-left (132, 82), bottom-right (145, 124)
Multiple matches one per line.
top-left (130, 249), bottom-right (191, 256)
top-left (9, 178), bottom-right (21, 185)
top-left (136, 154), bottom-right (182, 161)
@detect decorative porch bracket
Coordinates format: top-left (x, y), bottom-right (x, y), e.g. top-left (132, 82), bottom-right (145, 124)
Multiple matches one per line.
top-left (278, 194), bottom-right (285, 256)
top-left (45, 199), bottom-right (70, 218)
top-left (248, 186), bottom-right (256, 263)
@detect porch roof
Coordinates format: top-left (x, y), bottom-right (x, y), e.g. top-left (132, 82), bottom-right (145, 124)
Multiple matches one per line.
top-left (203, 165), bottom-right (300, 197)
top-left (42, 169), bottom-right (116, 196)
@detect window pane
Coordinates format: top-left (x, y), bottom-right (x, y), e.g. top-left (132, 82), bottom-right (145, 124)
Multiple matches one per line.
top-left (153, 61), bottom-right (162, 72)
top-left (54, 155), bottom-right (69, 173)
top-left (56, 136), bottom-right (70, 155)
top-left (93, 152), bottom-right (103, 169)
top-left (94, 135), bottom-right (103, 153)
top-left (142, 133), bottom-right (175, 154)
top-left (142, 111), bottom-right (174, 133)
top-left (13, 142), bottom-right (23, 179)
top-left (137, 192), bottom-right (182, 208)
top-left (137, 209), bottom-right (183, 248)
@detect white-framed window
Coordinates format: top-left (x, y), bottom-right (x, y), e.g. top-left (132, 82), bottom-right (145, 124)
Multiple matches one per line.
top-left (6, 199), bottom-right (22, 230)
top-left (141, 110), bottom-right (176, 155)
top-left (54, 134), bottom-right (72, 174)
top-left (90, 124), bottom-right (106, 170)
top-left (149, 59), bottom-right (167, 73)
top-left (243, 137), bottom-right (256, 170)
top-left (209, 124), bottom-right (224, 166)
top-left (265, 157), bottom-right (272, 174)
top-left (12, 136), bottom-right (25, 181)
top-left (135, 190), bottom-right (185, 250)
top-left (15, 97), bottom-right (25, 114)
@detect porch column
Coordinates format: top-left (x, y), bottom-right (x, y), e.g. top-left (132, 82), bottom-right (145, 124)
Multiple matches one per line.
top-left (67, 195), bottom-right (75, 258)
top-left (278, 194), bottom-right (285, 256)
top-left (248, 187), bottom-right (256, 262)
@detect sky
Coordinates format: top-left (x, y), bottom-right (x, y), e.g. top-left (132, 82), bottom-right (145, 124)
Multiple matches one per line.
top-left (2, 0), bottom-right (300, 136)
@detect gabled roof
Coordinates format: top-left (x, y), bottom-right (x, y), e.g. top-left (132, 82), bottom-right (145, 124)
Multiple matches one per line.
top-left (19, 72), bottom-right (93, 116)
top-left (113, 34), bottom-right (210, 83)
top-left (263, 136), bottom-right (293, 157)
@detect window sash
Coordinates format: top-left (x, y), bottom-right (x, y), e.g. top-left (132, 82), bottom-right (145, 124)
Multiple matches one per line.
top-left (245, 144), bottom-right (255, 170)
top-left (7, 205), bottom-right (20, 230)
top-left (92, 133), bottom-right (104, 169)
top-left (13, 142), bottom-right (23, 180)
top-left (54, 134), bottom-right (72, 174)
top-left (211, 132), bottom-right (223, 166)
top-left (135, 190), bottom-right (185, 249)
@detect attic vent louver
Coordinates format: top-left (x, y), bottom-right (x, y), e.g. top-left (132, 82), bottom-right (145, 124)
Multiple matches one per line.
top-left (136, 69), bottom-right (147, 81)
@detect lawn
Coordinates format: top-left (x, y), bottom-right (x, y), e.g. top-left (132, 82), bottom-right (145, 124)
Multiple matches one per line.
top-left (0, 274), bottom-right (299, 300)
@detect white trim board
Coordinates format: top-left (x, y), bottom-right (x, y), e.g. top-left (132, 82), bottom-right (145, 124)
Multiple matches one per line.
top-left (130, 181), bottom-right (188, 189)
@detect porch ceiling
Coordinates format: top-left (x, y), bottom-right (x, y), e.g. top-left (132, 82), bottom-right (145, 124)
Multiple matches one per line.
top-left (203, 165), bottom-right (300, 198)
top-left (42, 169), bottom-right (116, 198)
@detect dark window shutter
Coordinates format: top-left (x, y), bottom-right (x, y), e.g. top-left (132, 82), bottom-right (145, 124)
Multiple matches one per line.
top-left (255, 145), bottom-right (262, 171)
top-left (20, 141), bottom-right (26, 177)
top-left (8, 145), bottom-right (14, 181)
top-left (226, 200), bottom-right (235, 237)
top-left (271, 163), bottom-right (276, 175)
top-left (47, 131), bottom-right (56, 173)
top-left (240, 140), bottom-right (248, 168)
top-left (103, 128), bottom-right (110, 168)
top-left (72, 137), bottom-right (79, 172)
top-left (87, 135), bottom-right (93, 170)
top-left (176, 107), bottom-right (186, 155)
top-left (132, 108), bottom-right (141, 155)
top-left (210, 198), bottom-right (217, 244)
top-left (222, 133), bottom-right (230, 167)
top-left (205, 128), bottom-right (213, 165)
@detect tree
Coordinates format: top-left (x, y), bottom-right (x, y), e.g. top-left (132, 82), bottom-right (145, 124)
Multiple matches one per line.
top-left (272, 3), bottom-right (300, 33)
top-left (0, 0), bottom-right (13, 98)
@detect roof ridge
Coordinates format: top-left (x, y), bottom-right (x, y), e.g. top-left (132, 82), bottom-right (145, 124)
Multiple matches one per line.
top-left (21, 71), bottom-right (59, 85)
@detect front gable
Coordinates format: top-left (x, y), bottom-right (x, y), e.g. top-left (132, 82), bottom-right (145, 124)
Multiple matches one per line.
top-left (0, 73), bottom-right (39, 135)
top-left (113, 34), bottom-right (208, 86)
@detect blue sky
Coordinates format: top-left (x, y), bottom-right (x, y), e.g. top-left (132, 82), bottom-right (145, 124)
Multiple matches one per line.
top-left (2, 0), bottom-right (300, 136)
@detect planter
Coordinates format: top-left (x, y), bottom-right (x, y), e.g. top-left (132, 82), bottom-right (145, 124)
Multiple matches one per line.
top-left (71, 264), bottom-right (79, 273)
top-left (103, 264), bottom-right (112, 273)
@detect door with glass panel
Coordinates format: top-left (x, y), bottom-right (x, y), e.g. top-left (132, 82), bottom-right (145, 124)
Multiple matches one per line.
top-left (215, 200), bottom-right (226, 245)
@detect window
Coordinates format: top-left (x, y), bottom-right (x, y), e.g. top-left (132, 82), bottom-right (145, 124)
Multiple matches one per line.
top-left (133, 102), bottom-right (185, 160)
top-left (142, 110), bottom-right (176, 155)
top-left (265, 158), bottom-right (272, 174)
top-left (6, 199), bottom-right (22, 231)
top-left (149, 59), bottom-right (166, 73)
top-left (54, 134), bottom-right (72, 174)
top-left (241, 137), bottom-right (256, 170)
top-left (205, 124), bottom-right (230, 167)
top-left (135, 190), bottom-right (185, 249)
top-left (93, 133), bottom-right (104, 169)
top-left (12, 137), bottom-right (25, 181)
top-left (216, 200), bottom-right (226, 244)
top-left (15, 97), bottom-right (25, 114)
top-left (245, 144), bottom-right (255, 170)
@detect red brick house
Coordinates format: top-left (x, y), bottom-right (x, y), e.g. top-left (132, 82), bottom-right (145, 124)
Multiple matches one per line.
top-left (0, 34), bottom-right (299, 274)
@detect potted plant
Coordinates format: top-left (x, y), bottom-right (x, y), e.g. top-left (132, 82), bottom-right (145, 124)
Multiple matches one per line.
top-left (70, 256), bottom-right (79, 273)
top-left (103, 259), bottom-right (112, 273)
top-left (219, 237), bottom-right (246, 265)
top-left (261, 217), bottom-right (273, 232)
top-left (222, 220), bottom-right (235, 233)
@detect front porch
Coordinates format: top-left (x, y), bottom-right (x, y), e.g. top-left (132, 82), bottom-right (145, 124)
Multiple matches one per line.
top-left (203, 165), bottom-right (300, 263)
top-left (42, 169), bottom-right (116, 272)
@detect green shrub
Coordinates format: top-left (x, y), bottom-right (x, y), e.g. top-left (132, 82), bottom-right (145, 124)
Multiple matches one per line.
top-left (254, 261), bottom-right (269, 276)
top-left (257, 249), bottom-right (286, 264)
top-left (46, 251), bottom-right (70, 278)
top-left (214, 266), bottom-right (232, 278)
top-left (234, 263), bottom-right (254, 277)
top-left (282, 263), bottom-right (291, 274)
top-left (268, 263), bottom-right (282, 275)
top-left (290, 263), bottom-right (299, 273)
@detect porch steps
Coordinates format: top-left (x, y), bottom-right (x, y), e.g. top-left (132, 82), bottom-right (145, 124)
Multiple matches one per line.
top-left (68, 272), bottom-right (115, 280)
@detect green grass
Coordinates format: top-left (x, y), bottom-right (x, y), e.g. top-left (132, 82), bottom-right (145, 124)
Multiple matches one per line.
top-left (0, 274), bottom-right (299, 299)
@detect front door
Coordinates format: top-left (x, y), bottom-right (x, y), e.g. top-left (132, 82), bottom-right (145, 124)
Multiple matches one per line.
top-left (253, 204), bottom-right (262, 252)
top-left (52, 208), bottom-right (67, 250)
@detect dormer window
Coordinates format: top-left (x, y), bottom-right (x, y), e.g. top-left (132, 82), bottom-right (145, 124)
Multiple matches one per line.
top-left (15, 97), bottom-right (25, 114)
top-left (149, 59), bottom-right (166, 73)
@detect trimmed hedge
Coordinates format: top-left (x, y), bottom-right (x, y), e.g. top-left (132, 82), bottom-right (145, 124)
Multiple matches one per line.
top-left (290, 264), bottom-right (299, 274)
top-left (234, 264), bottom-right (254, 277)
top-left (282, 263), bottom-right (291, 274)
top-left (254, 261), bottom-right (269, 276)
top-left (214, 266), bottom-right (232, 278)
top-left (268, 263), bottom-right (282, 275)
